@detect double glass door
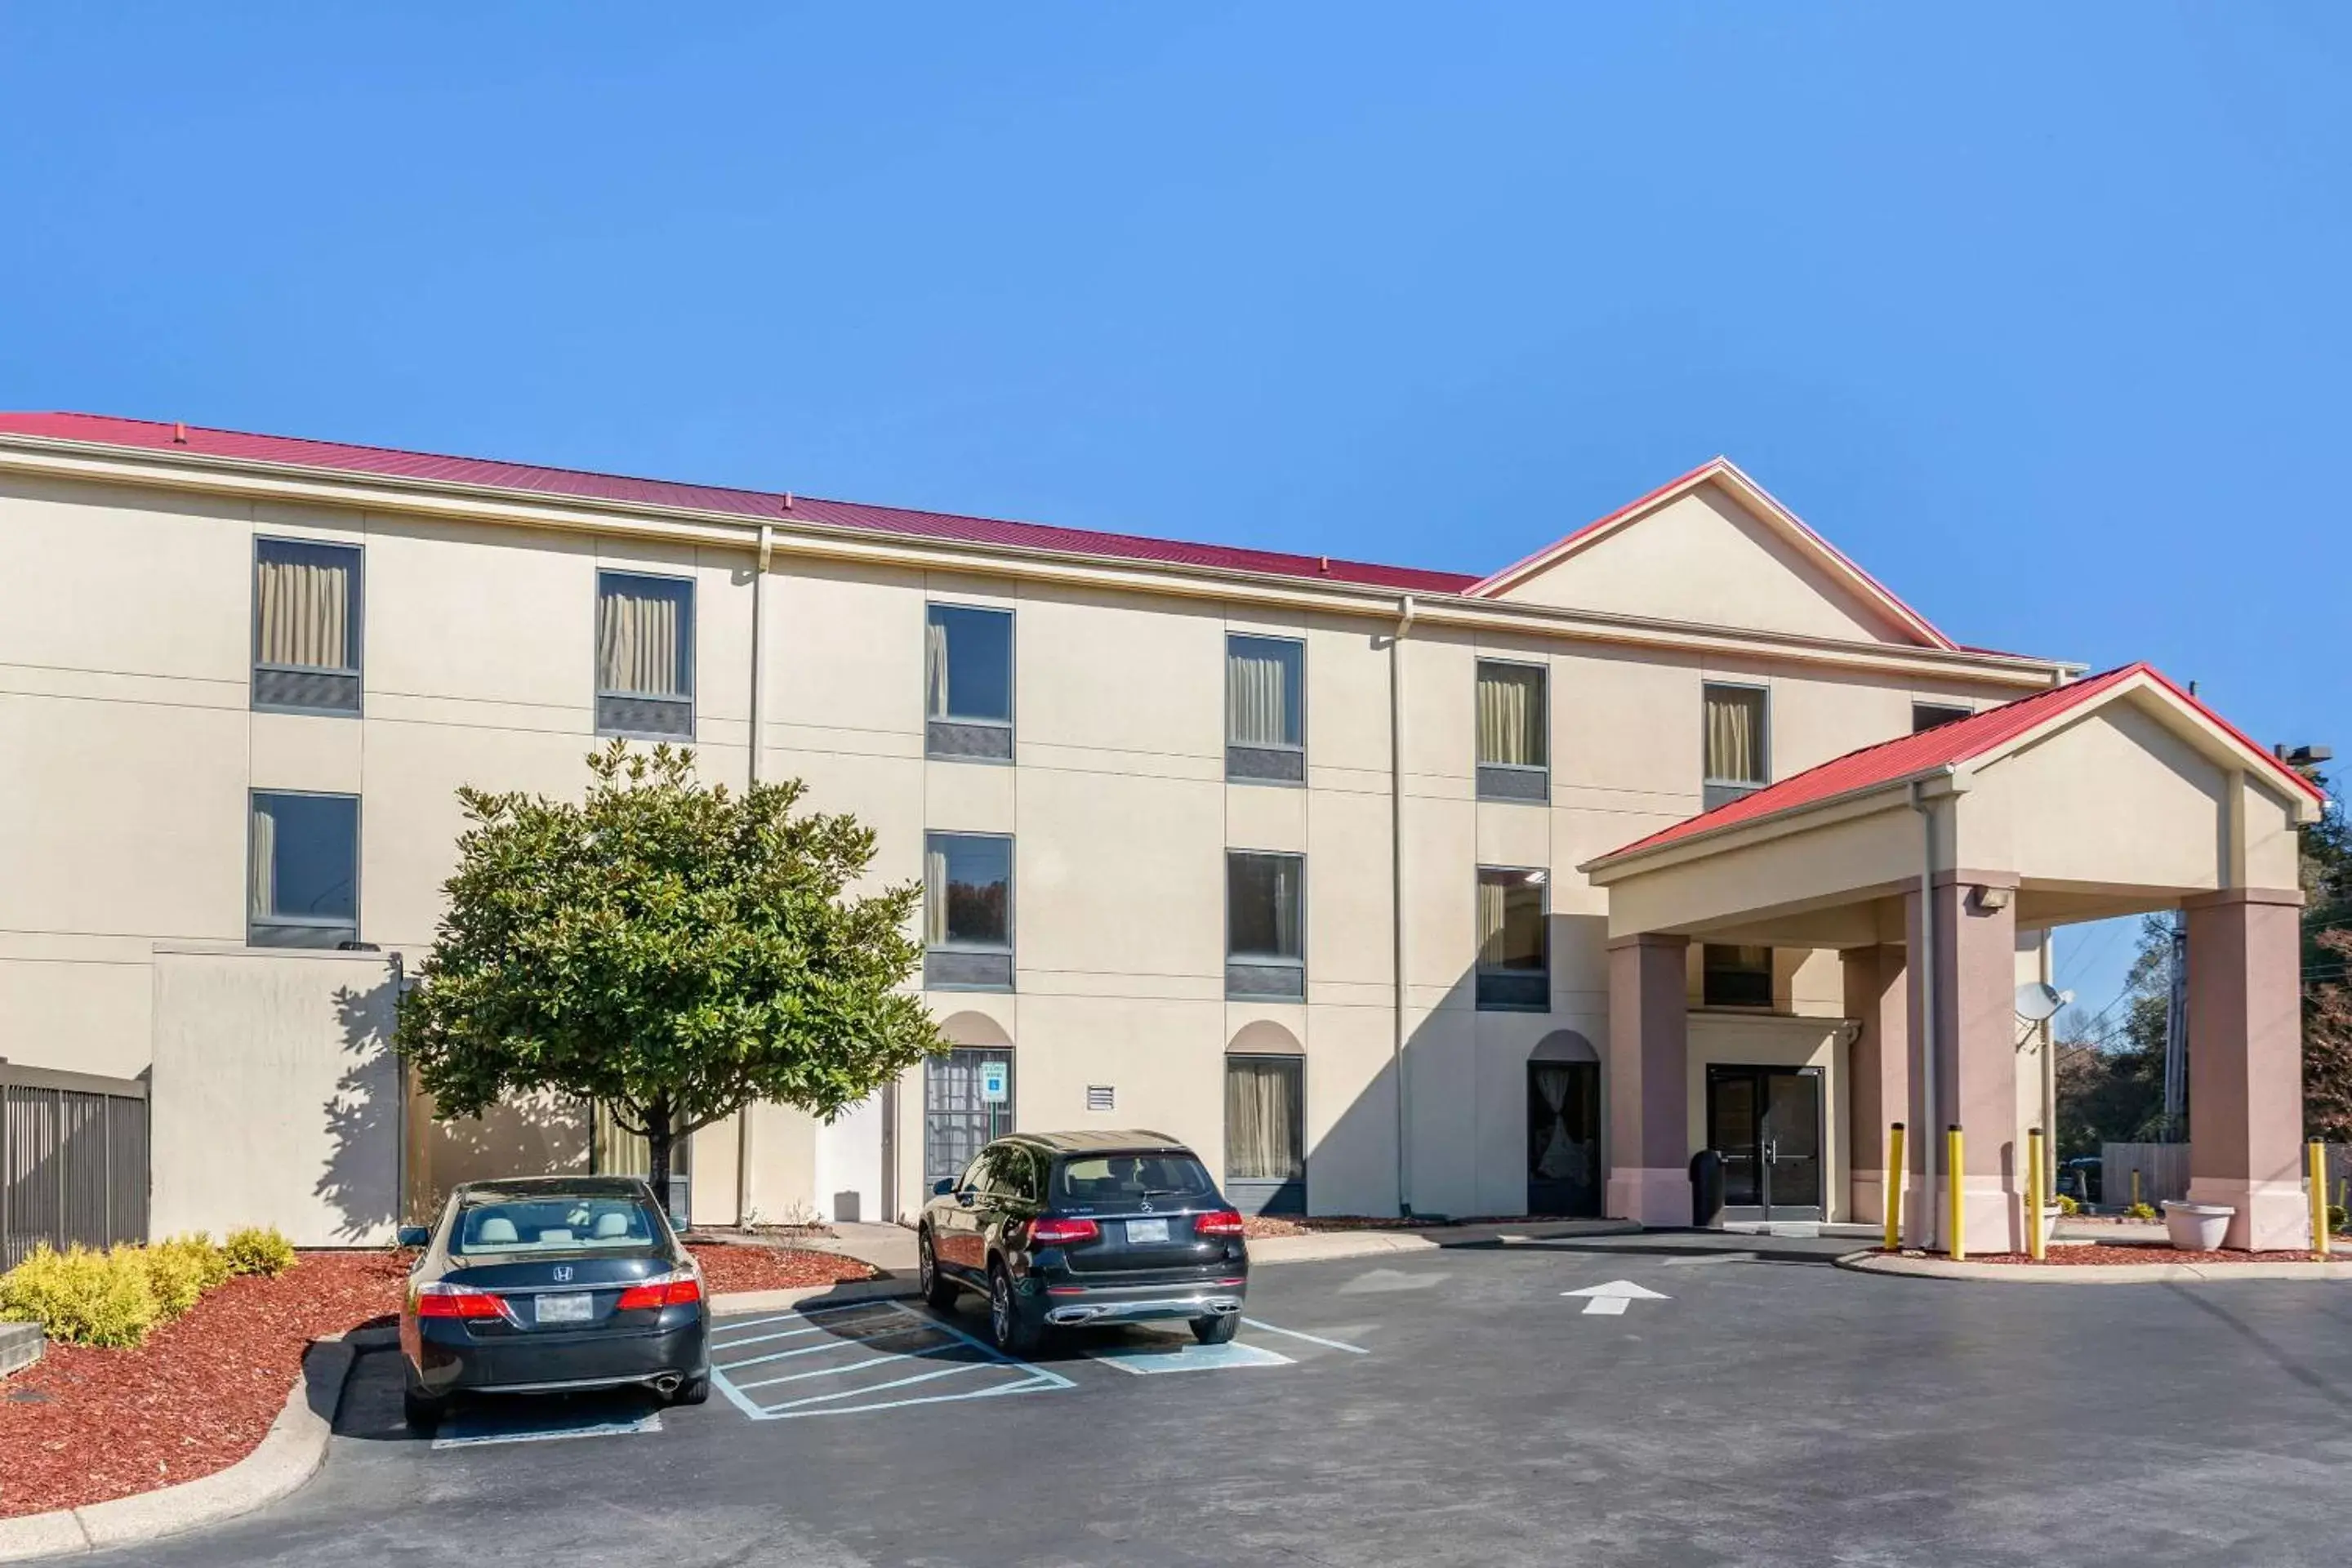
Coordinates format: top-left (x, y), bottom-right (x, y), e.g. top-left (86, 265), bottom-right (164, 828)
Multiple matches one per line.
top-left (1705, 1065), bottom-right (1823, 1221)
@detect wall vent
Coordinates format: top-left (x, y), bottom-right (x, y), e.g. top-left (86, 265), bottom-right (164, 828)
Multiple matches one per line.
top-left (1085, 1085), bottom-right (1116, 1113)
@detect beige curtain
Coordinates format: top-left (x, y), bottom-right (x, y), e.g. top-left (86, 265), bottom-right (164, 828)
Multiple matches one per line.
top-left (924, 844), bottom-right (950, 945)
top-left (1705, 687), bottom-right (1765, 783)
top-left (1476, 876), bottom-right (1508, 968)
top-left (1227, 644), bottom-right (1292, 746)
top-left (248, 798), bottom-right (278, 918)
top-left (599, 582), bottom-right (685, 696)
top-left (1226, 1058), bottom-right (1302, 1180)
top-left (925, 619), bottom-right (951, 718)
top-left (1477, 664), bottom-right (1543, 766)
top-left (256, 551), bottom-right (351, 670)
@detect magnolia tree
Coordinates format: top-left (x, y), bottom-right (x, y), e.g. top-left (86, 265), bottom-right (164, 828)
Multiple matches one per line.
top-left (395, 742), bottom-right (945, 1205)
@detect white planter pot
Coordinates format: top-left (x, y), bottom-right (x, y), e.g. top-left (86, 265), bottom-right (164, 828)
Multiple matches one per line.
top-left (2161, 1199), bottom-right (2234, 1251)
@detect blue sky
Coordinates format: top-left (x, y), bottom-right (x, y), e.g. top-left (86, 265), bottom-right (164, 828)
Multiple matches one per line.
top-left (2, 4), bottom-right (2344, 1013)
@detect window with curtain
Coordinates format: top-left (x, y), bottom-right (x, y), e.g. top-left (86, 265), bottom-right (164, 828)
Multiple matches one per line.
top-left (926, 604), bottom-right (1013, 724)
top-left (1227, 635), bottom-right (1303, 749)
top-left (1703, 684), bottom-right (1767, 785)
top-left (1227, 852), bottom-right (1304, 960)
top-left (254, 540), bottom-right (359, 672)
top-left (1476, 662), bottom-right (1547, 768)
top-left (1703, 944), bottom-right (1775, 1009)
top-left (925, 832), bottom-right (1013, 949)
top-left (248, 791), bottom-right (359, 947)
top-left (1476, 866), bottom-right (1548, 1009)
top-left (597, 572), bottom-right (693, 698)
top-left (1225, 1055), bottom-right (1304, 1183)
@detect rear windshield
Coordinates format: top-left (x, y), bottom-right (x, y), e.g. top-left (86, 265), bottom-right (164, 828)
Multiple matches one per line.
top-left (452, 1196), bottom-right (664, 1255)
top-left (1054, 1153), bottom-right (1216, 1206)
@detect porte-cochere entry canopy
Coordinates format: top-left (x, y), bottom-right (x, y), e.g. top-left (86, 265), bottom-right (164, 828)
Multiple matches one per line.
top-left (1581, 665), bottom-right (2327, 1254)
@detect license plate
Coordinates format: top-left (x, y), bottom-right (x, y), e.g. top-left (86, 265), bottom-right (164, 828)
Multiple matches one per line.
top-left (535, 1292), bottom-right (593, 1325)
top-left (1125, 1218), bottom-right (1169, 1245)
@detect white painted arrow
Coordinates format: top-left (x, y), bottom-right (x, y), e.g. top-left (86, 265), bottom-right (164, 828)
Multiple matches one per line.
top-left (1561, 1279), bottom-right (1671, 1316)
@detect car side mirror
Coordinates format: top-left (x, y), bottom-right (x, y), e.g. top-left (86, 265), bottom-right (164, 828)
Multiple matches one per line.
top-left (396, 1225), bottom-right (430, 1250)
top-left (932, 1178), bottom-right (956, 1197)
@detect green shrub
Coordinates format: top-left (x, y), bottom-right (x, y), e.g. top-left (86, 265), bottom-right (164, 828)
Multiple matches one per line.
top-left (2125, 1200), bottom-right (2159, 1222)
top-left (131, 1244), bottom-right (205, 1318)
top-left (222, 1226), bottom-right (296, 1277)
top-left (2054, 1193), bottom-right (2079, 1216)
top-left (0, 1244), bottom-right (158, 1348)
top-left (2328, 1204), bottom-right (2347, 1236)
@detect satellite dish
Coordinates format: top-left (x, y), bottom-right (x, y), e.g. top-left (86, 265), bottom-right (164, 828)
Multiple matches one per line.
top-left (2014, 982), bottom-right (2072, 1022)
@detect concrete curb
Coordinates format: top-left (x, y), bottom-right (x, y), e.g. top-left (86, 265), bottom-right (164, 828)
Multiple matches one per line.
top-left (1245, 1218), bottom-right (1642, 1266)
top-left (709, 1276), bottom-right (918, 1316)
top-left (1836, 1250), bottom-right (2352, 1285)
top-left (0, 1335), bottom-right (359, 1562)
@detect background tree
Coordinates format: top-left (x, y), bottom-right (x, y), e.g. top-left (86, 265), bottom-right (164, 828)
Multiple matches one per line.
top-left (2297, 764), bottom-right (2351, 1139)
top-left (395, 742), bottom-right (944, 1205)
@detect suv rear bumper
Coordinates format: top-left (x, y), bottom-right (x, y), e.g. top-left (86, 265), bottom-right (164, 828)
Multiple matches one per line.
top-left (1039, 1281), bottom-right (1246, 1325)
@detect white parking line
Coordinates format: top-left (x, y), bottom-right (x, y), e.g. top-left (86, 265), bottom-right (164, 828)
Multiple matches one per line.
top-left (710, 1301), bottom-right (1072, 1420)
top-left (714, 1321), bottom-right (940, 1373)
top-left (1240, 1318), bottom-right (1371, 1355)
top-left (733, 1341), bottom-right (977, 1391)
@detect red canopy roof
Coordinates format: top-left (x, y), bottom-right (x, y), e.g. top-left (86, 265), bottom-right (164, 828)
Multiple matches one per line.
top-left (1598, 663), bottom-right (2323, 864)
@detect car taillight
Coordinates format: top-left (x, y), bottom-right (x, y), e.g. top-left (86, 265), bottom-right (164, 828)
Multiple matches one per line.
top-left (416, 1284), bottom-right (506, 1320)
top-left (1193, 1209), bottom-right (1245, 1238)
top-left (1026, 1216), bottom-right (1101, 1248)
top-left (616, 1272), bottom-right (703, 1311)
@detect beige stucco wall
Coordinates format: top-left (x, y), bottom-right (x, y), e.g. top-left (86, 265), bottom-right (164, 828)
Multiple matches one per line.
top-left (0, 464), bottom-right (2069, 1228)
top-left (149, 946), bottom-right (403, 1246)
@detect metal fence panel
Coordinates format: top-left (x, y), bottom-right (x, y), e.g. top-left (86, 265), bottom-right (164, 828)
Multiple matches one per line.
top-left (0, 1077), bottom-right (149, 1268)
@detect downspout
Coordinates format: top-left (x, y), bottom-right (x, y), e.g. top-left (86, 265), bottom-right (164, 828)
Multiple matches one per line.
top-left (1389, 594), bottom-right (1416, 1217)
top-left (738, 523), bottom-right (774, 1228)
top-left (1909, 778), bottom-right (1938, 1250)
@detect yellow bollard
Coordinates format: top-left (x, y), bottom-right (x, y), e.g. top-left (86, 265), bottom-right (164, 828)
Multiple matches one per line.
top-left (1884, 1123), bottom-right (1906, 1251)
top-left (2026, 1127), bottom-right (2046, 1262)
top-left (2311, 1141), bottom-right (2331, 1258)
top-left (1946, 1125), bottom-right (1967, 1261)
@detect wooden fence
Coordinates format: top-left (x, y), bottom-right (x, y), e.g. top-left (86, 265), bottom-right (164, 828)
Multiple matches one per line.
top-left (2099, 1141), bottom-right (2352, 1211)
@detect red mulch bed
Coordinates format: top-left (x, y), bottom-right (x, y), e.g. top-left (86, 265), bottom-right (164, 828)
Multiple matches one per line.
top-left (1878, 1245), bottom-right (2351, 1266)
top-left (0, 1252), bottom-right (408, 1519)
top-left (686, 1243), bottom-right (876, 1292)
top-left (0, 1240), bottom-right (875, 1521)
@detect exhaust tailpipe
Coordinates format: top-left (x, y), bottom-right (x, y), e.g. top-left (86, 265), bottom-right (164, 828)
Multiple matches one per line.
top-left (651, 1374), bottom-right (682, 1396)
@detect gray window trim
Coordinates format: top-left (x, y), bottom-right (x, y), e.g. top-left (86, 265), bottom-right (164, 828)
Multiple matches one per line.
top-left (247, 787), bottom-right (362, 948)
top-left (1225, 631), bottom-right (1307, 786)
top-left (595, 568), bottom-right (697, 742)
top-left (924, 602), bottom-right (1017, 763)
top-left (252, 536), bottom-right (365, 716)
top-left (1224, 849), bottom-right (1307, 1000)
top-left (1700, 679), bottom-right (1771, 790)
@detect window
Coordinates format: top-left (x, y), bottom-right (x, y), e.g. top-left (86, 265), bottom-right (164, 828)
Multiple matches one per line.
top-left (248, 791), bottom-right (359, 948)
top-left (926, 604), bottom-right (1014, 760)
top-left (252, 538), bottom-right (362, 715)
top-left (452, 1195), bottom-right (662, 1255)
top-left (1913, 702), bottom-right (1971, 733)
top-left (1476, 661), bottom-right (1548, 803)
top-left (980, 1143), bottom-right (1041, 1202)
top-left (924, 832), bottom-right (1013, 990)
top-left (1226, 851), bottom-right (1306, 1000)
top-left (1703, 944), bottom-right (1775, 1009)
top-left (1703, 684), bottom-right (1768, 809)
top-left (590, 1102), bottom-right (694, 1225)
top-left (596, 572), bottom-right (694, 739)
top-left (1227, 634), bottom-right (1306, 783)
top-left (1475, 866), bottom-right (1549, 1010)
top-left (1054, 1152), bottom-right (1217, 1205)
top-left (1226, 1056), bottom-right (1306, 1215)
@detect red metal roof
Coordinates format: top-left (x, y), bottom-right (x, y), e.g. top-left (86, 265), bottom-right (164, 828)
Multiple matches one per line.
top-left (0, 412), bottom-right (1478, 596)
top-left (1597, 662), bottom-right (2325, 863)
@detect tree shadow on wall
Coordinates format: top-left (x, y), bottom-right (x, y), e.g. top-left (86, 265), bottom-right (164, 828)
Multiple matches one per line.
top-left (316, 975), bottom-right (403, 1244)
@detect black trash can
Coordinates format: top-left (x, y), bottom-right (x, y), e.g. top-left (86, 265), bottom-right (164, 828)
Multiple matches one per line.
top-left (1689, 1148), bottom-right (1725, 1229)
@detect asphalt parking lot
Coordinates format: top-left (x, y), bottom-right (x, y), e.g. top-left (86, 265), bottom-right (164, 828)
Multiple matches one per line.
top-left (100, 1232), bottom-right (2352, 1567)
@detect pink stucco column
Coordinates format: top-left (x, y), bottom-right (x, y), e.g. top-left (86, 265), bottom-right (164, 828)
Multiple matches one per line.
top-left (2184, 887), bottom-right (2308, 1250)
top-left (1843, 942), bottom-right (1909, 1228)
top-left (1908, 874), bottom-right (2023, 1254)
top-left (1606, 932), bottom-right (1690, 1225)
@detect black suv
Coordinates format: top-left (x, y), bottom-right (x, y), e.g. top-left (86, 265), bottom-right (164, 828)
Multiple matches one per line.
top-left (918, 1130), bottom-right (1249, 1353)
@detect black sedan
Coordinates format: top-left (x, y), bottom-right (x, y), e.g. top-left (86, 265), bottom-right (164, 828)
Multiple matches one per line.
top-left (918, 1130), bottom-right (1249, 1354)
top-left (395, 1176), bottom-right (710, 1431)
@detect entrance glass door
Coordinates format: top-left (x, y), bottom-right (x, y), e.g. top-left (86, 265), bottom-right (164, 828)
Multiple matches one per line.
top-left (1526, 1061), bottom-right (1601, 1217)
top-left (924, 1049), bottom-right (1013, 1191)
top-left (1704, 1065), bottom-right (1824, 1222)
